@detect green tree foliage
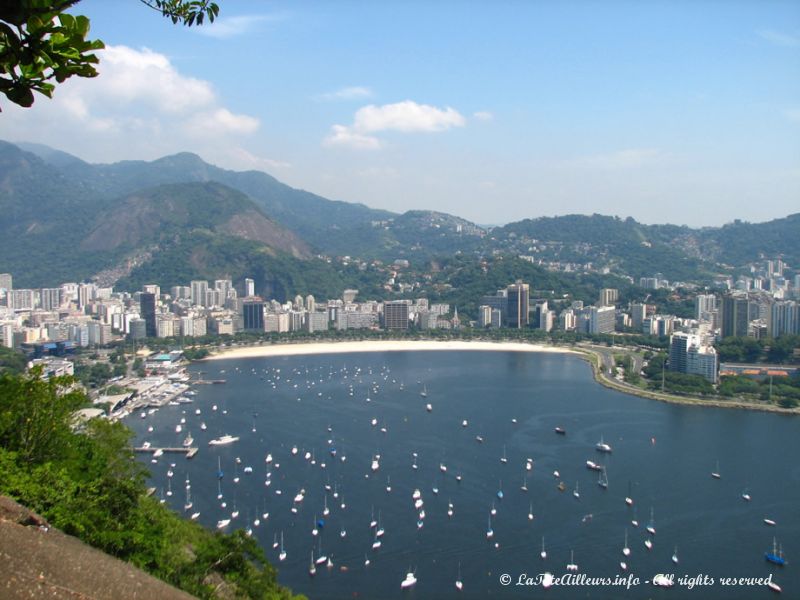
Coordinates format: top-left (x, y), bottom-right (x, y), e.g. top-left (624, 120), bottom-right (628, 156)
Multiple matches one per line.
top-left (716, 336), bottom-right (763, 363)
top-left (716, 335), bottom-right (800, 364)
top-left (1, 1), bottom-right (218, 110)
top-left (0, 367), bottom-right (84, 464)
top-left (0, 346), bottom-right (27, 374)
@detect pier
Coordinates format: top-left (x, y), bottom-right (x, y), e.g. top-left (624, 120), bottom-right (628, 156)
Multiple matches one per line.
top-left (134, 446), bottom-right (198, 459)
top-left (193, 379), bottom-right (226, 385)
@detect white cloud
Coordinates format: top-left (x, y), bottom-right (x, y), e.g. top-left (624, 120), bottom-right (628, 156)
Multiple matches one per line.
top-left (195, 14), bottom-right (282, 39)
top-left (1, 45), bottom-right (283, 171)
top-left (183, 108), bottom-right (260, 137)
top-left (354, 101), bottom-right (465, 133)
top-left (473, 111), bottom-right (494, 121)
top-left (323, 125), bottom-right (381, 150)
top-left (318, 86), bottom-right (373, 101)
top-left (323, 100), bottom-right (465, 150)
top-left (756, 29), bottom-right (800, 47)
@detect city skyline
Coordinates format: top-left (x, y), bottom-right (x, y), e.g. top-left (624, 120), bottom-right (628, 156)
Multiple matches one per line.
top-left (1, 1), bottom-right (799, 227)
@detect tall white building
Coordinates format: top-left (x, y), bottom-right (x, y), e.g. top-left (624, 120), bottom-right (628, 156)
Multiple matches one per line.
top-left (9, 289), bottom-right (34, 310)
top-left (190, 280), bottom-right (209, 307)
top-left (669, 331), bottom-right (718, 383)
top-left (478, 305), bottom-right (492, 328)
top-left (695, 294), bottom-right (717, 320)
top-left (588, 306), bottom-right (616, 334)
top-left (771, 300), bottom-right (798, 337)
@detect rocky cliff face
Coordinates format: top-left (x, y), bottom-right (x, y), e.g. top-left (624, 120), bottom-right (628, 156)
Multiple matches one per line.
top-left (0, 495), bottom-right (196, 600)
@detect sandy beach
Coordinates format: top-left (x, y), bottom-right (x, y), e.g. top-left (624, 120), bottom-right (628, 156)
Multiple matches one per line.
top-left (204, 339), bottom-right (578, 361)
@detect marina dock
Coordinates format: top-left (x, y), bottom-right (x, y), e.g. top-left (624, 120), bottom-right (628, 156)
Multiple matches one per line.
top-left (134, 446), bottom-right (198, 459)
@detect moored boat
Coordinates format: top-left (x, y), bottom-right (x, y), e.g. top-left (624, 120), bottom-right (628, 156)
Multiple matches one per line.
top-left (765, 538), bottom-right (786, 566)
top-left (208, 434), bottom-right (239, 446)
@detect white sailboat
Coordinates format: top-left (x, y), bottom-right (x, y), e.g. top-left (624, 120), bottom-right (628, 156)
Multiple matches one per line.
top-left (646, 507), bottom-right (656, 535)
top-left (278, 532), bottom-right (286, 562)
top-left (566, 550), bottom-right (578, 571)
top-left (540, 536), bottom-right (547, 559)
top-left (486, 514), bottom-right (494, 539)
top-left (184, 483), bottom-right (193, 511)
top-left (455, 562), bottom-right (463, 590)
top-left (500, 445), bottom-right (508, 464)
top-left (375, 511), bottom-right (385, 538)
top-left (573, 482), bottom-right (580, 499)
top-left (420, 384), bottom-right (428, 398)
top-left (622, 529), bottom-right (630, 556)
top-left (315, 539), bottom-right (327, 564)
top-left (672, 546), bottom-right (679, 564)
top-left (711, 460), bottom-right (721, 479)
top-left (528, 502), bottom-right (534, 521)
top-left (309, 551), bottom-right (316, 577)
top-left (596, 435), bottom-right (612, 453)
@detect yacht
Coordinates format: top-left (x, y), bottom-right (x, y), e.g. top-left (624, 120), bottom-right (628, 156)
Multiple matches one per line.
top-left (208, 434), bottom-right (239, 446)
top-left (400, 571), bottom-right (417, 589)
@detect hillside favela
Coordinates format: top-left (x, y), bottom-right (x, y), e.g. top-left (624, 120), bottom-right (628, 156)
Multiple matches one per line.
top-left (1, 2), bottom-right (798, 600)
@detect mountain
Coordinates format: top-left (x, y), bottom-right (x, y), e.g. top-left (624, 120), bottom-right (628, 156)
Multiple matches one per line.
top-left (0, 143), bottom-right (313, 288)
top-left (32, 149), bottom-right (396, 251)
top-left (489, 213), bottom-right (800, 282)
top-left (81, 181), bottom-right (310, 259)
top-left (696, 214), bottom-right (800, 267)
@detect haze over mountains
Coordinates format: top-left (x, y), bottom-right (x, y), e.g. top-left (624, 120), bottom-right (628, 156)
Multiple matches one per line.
top-left (1, 139), bottom-right (798, 291)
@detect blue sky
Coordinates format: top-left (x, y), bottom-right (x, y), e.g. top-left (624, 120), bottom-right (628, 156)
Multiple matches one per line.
top-left (4, 0), bottom-right (799, 226)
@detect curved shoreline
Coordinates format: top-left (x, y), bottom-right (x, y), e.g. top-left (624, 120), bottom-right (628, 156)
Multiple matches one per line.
top-left (199, 339), bottom-right (799, 415)
top-left (575, 347), bottom-right (800, 416)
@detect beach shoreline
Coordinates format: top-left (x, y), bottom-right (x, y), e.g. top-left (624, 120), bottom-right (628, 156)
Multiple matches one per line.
top-left (204, 339), bottom-right (577, 360)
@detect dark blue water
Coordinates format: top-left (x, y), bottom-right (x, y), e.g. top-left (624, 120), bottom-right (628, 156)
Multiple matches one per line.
top-left (128, 351), bottom-right (800, 599)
